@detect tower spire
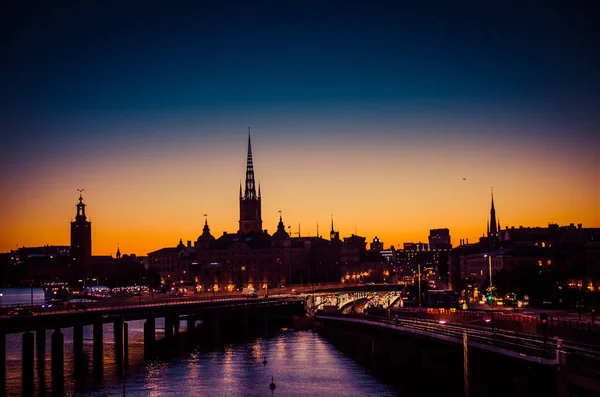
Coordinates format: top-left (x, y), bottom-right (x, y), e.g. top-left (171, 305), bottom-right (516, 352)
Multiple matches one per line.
top-left (239, 130), bottom-right (263, 234)
top-left (75, 188), bottom-right (87, 220)
top-left (489, 187), bottom-right (498, 239)
top-left (330, 214), bottom-right (339, 241)
top-left (244, 127), bottom-right (256, 199)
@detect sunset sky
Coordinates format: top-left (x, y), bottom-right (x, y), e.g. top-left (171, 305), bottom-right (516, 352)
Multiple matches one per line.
top-left (1, 1), bottom-right (599, 256)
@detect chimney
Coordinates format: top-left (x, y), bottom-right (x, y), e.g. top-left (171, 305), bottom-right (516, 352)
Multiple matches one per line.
top-left (187, 240), bottom-right (191, 248)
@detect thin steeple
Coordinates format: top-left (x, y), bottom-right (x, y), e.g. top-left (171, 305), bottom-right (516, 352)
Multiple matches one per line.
top-left (244, 127), bottom-right (257, 200)
top-left (330, 214), bottom-right (339, 241)
top-left (489, 188), bottom-right (498, 237)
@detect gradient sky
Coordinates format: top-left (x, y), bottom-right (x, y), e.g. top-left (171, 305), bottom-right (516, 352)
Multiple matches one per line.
top-left (1, 1), bottom-right (599, 256)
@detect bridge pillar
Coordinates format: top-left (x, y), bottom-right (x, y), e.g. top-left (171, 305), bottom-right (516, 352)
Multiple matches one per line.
top-left (187, 317), bottom-right (196, 336)
top-left (165, 315), bottom-right (174, 339)
top-left (123, 322), bottom-right (129, 368)
top-left (144, 318), bottom-right (156, 362)
top-left (51, 328), bottom-right (64, 393)
top-left (174, 316), bottom-right (180, 335)
top-left (93, 320), bottom-right (103, 377)
top-left (0, 330), bottom-right (5, 395)
top-left (22, 331), bottom-right (34, 396)
top-left (113, 318), bottom-right (124, 369)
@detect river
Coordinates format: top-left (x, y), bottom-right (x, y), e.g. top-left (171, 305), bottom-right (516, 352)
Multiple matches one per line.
top-left (1, 288), bottom-right (399, 396)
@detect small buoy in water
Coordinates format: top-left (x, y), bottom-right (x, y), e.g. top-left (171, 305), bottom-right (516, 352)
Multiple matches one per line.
top-left (270, 377), bottom-right (276, 390)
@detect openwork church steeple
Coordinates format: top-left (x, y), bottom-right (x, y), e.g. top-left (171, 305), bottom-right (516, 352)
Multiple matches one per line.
top-left (239, 128), bottom-right (263, 234)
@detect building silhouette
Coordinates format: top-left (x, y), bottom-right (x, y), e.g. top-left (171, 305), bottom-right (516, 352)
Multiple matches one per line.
top-left (429, 228), bottom-right (451, 250)
top-left (148, 132), bottom-right (360, 291)
top-left (70, 191), bottom-right (92, 282)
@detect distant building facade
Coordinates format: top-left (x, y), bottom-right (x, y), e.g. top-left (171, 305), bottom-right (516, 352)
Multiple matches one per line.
top-left (429, 228), bottom-right (451, 250)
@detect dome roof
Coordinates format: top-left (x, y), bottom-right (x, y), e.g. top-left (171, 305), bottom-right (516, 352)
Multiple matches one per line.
top-left (272, 215), bottom-right (290, 240)
top-left (197, 220), bottom-right (215, 242)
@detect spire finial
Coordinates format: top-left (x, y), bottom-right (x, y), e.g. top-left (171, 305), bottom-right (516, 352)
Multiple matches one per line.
top-left (203, 213), bottom-right (208, 225)
top-left (77, 188), bottom-right (84, 203)
top-left (278, 209), bottom-right (282, 221)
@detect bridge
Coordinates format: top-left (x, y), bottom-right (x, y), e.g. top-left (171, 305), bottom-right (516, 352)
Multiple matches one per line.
top-left (316, 313), bottom-right (600, 396)
top-left (0, 294), bottom-right (305, 395)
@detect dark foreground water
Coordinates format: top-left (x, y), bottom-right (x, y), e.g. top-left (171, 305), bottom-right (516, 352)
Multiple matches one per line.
top-left (2, 289), bottom-right (398, 397)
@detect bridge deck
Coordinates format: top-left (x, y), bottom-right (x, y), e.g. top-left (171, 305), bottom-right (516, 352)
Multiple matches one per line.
top-left (0, 296), bottom-right (305, 333)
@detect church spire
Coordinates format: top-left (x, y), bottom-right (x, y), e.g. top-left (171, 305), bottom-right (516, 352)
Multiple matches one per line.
top-left (330, 214), bottom-right (339, 241)
top-left (489, 188), bottom-right (498, 238)
top-left (244, 127), bottom-right (256, 199)
top-left (239, 130), bottom-right (263, 234)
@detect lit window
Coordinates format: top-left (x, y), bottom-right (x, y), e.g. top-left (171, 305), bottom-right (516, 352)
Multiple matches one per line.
top-left (538, 260), bottom-right (542, 267)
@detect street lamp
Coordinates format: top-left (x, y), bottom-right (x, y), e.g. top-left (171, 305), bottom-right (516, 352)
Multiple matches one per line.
top-left (484, 254), bottom-right (493, 288)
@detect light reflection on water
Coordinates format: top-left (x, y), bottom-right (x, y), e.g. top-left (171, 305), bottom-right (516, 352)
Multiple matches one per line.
top-left (116, 331), bottom-right (396, 397)
top-left (4, 322), bottom-right (398, 396)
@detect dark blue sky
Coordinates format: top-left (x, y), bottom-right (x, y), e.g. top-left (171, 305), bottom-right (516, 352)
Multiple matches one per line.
top-left (1, 1), bottom-right (600, 154)
top-left (3, 2), bottom-right (600, 110)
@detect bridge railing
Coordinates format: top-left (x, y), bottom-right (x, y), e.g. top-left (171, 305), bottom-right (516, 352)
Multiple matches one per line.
top-left (2, 294), bottom-right (303, 317)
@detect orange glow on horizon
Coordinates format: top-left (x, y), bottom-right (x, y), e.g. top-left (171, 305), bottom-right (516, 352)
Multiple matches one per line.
top-left (1, 134), bottom-right (598, 255)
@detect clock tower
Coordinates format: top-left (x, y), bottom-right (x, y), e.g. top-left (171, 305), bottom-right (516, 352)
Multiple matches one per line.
top-left (70, 189), bottom-right (92, 282)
